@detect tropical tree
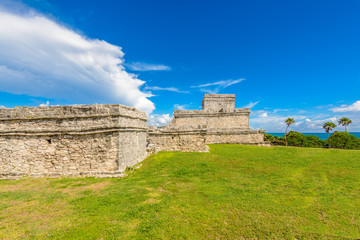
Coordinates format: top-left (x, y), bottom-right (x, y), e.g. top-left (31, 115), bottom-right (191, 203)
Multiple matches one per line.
top-left (323, 122), bottom-right (336, 140)
top-left (338, 117), bottom-right (352, 132)
top-left (284, 117), bottom-right (295, 146)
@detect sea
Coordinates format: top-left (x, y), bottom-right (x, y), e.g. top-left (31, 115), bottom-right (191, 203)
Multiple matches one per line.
top-left (268, 132), bottom-right (360, 140)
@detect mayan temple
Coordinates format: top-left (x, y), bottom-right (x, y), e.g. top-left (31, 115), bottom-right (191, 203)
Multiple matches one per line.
top-left (148, 94), bottom-right (268, 152)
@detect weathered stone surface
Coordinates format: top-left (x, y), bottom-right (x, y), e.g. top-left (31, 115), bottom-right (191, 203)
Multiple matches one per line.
top-left (0, 104), bottom-right (148, 179)
top-left (148, 126), bottom-right (209, 152)
top-left (148, 94), bottom-right (269, 152)
top-left (202, 94), bottom-right (235, 113)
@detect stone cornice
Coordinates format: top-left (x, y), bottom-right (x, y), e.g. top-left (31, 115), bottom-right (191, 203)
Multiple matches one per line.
top-left (0, 114), bottom-right (147, 122)
top-left (0, 104), bottom-right (147, 121)
top-left (173, 110), bottom-right (250, 118)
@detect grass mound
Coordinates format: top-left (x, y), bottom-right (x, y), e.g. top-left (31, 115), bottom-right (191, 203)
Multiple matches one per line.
top-left (1, 145), bottom-right (360, 239)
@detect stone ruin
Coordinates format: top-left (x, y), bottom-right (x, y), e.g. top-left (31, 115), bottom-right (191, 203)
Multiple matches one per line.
top-left (148, 94), bottom-right (268, 152)
top-left (0, 104), bottom-right (148, 179)
top-left (0, 94), bottom-right (268, 179)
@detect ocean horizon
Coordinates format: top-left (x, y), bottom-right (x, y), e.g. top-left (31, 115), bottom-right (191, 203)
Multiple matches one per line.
top-left (268, 132), bottom-right (360, 140)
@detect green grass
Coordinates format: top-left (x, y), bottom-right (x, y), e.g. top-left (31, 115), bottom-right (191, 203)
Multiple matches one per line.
top-left (1, 145), bottom-right (360, 239)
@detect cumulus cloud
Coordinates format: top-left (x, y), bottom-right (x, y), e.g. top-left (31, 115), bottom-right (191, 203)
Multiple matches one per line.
top-left (39, 101), bottom-right (50, 107)
top-left (0, 105), bottom-right (7, 109)
top-left (192, 78), bottom-right (245, 94)
top-left (0, 6), bottom-right (154, 113)
top-left (293, 117), bottom-right (340, 132)
top-left (250, 108), bottom-right (330, 132)
top-left (146, 86), bottom-right (189, 93)
top-left (148, 114), bottom-right (172, 127)
top-left (243, 101), bottom-right (259, 108)
top-left (331, 101), bottom-right (360, 112)
top-left (126, 62), bottom-right (171, 71)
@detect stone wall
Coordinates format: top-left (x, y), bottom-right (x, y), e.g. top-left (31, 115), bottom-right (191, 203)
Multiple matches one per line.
top-left (170, 110), bottom-right (250, 129)
top-left (205, 129), bottom-right (266, 145)
top-left (148, 126), bottom-right (209, 153)
top-left (0, 104), bottom-right (148, 179)
top-left (148, 127), bottom-right (267, 153)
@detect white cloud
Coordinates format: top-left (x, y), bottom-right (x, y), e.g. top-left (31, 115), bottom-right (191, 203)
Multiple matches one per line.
top-left (260, 112), bottom-right (268, 117)
top-left (39, 101), bottom-right (50, 107)
top-left (250, 110), bottom-right (325, 132)
top-left (293, 117), bottom-right (340, 132)
top-left (243, 101), bottom-right (259, 108)
top-left (195, 79), bottom-right (244, 88)
top-left (315, 104), bottom-right (334, 109)
top-left (0, 105), bottom-right (6, 109)
top-left (148, 114), bottom-right (172, 127)
top-left (192, 78), bottom-right (245, 94)
top-left (146, 86), bottom-right (189, 93)
top-left (126, 62), bottom-right (171, 71)
top-left (331, 101), bottom-right (360, 112)
top-left (273, 108), bottom-right (290, 113)
top-left (0, 7), bottom-right (155, 113)
top-left (174, 104), bottom-right (188, 110)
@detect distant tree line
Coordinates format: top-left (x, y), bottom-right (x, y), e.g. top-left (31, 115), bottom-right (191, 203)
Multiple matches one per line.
top-left (265, 117), bottom-right (360, 150)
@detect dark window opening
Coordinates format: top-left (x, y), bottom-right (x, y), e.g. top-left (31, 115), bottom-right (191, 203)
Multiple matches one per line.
top-left (46, 139), bottom-right (52, 144)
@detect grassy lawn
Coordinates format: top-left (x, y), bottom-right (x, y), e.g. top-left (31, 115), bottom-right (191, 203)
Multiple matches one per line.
top-left (1, 145), bottom-right (360, 239)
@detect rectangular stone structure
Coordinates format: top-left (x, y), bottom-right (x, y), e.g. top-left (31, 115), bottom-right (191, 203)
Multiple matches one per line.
top-left (0, 104), bottom-right (148, 179)
top-left (202, 94), bottom-right (235, 113)
top-left (149, 94), bottom-right (269, 152)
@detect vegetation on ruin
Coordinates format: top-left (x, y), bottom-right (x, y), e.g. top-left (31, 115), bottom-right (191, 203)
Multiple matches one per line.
top-left (1, 144), bottom-right (360, 239)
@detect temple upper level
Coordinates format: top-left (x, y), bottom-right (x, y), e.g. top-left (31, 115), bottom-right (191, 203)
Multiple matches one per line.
top-left (169, 94), bottom-right (251, 129)
top-left (202, 94), bottom-right (235, 113)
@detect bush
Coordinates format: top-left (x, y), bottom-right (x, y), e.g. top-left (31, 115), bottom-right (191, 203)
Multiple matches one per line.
top-left (328, 131), bottom-right (360, 150)
top-left (265, 134), bottom-right (285, 146)
top-left (284, 131), bottom-right (326, 148)
top-left (303, 135), bottom-right (326, 148)
top-left (286, 131), bottom-right (305, 147)
top-left (266, 132), bottom-right (360, 150)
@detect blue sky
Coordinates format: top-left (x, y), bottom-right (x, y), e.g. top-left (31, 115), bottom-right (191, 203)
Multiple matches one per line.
top-left (0, 0), bottom-right (359, 132)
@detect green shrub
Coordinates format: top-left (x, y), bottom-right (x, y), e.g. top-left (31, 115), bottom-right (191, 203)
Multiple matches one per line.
top-left (267, 132), bottom-right (359, 150)
top-left (286, 131), bottom-right (305, 147)
top-left (328, 131), bottom-right (360, 150)
top-left (285, 131), bottom-right (326, 148)
top-left (303, 135), bottom-right (326, 148)
top-left (265, 134), bottom-right (285, 146)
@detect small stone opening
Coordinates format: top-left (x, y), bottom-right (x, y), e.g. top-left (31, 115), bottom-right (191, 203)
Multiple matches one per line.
top-left (46, 139), bottom-right (52, 144)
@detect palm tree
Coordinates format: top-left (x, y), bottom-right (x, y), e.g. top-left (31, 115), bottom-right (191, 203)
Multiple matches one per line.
top-left (323, 122), bottom-right (336, 140)
top-left (338, 117), bottom-right (352, 132)
top-left (284, 118), bottom-right (295, 146)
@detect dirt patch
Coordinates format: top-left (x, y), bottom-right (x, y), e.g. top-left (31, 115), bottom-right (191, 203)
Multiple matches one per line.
top-left (147, 192), bottom-right (160, 198)
top-left (142, 198), bottom-right (161, 204)
top-left (0, 178), bottom-right (50, 192)
top-left (56, 181), bottom-right (112, 196)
